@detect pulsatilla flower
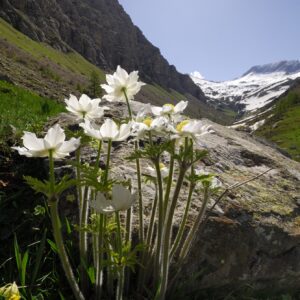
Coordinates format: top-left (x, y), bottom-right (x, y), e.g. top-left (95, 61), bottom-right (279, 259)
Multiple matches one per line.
top-left (151, 100), bottom-right (188, 117)
top-left (0, 281), bottom-right (21, 300)
top-left (171, 119), bottom-right (214, 141)
top-left (80, 118), bottom-right (132, 141)
top-left (65, 94), bottom-right (108, 120)
top-left (90, 185), bottom-right (136, 214)
top-left (101, 66), bottom-right (145, 102)
top-left (146, 163), bottom-right (169, 179)
top-left (132, 116), bottom-right (171, 138)
top-left (12, 124), bottom-right (80, 159)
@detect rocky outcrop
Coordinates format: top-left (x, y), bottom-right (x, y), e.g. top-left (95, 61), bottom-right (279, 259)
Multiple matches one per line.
top-left (50, 101), bottom-right (300, 298)
top-left (0, 0), bottom-right (205, 101)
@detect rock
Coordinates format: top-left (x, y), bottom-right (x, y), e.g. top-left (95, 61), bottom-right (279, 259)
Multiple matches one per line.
top-left (52, 101), bottom-right (300, 297)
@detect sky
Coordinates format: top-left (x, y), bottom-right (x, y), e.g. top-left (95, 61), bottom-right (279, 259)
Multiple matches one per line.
top-left (118, 0), bottom-right (300, 81)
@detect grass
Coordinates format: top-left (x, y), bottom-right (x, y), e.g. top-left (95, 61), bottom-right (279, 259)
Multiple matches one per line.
top-left (0, 80), bottom-right (64, 148)
top-left (0, 17), bottom-right (105, 80)
top-left (255, 89), bottom-right (300, 162)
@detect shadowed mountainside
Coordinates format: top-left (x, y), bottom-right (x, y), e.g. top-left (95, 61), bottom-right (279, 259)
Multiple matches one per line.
top-left (0, 0), bottom-right (205, 101)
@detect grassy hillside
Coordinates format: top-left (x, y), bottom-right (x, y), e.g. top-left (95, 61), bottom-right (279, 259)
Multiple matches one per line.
top-left (0, 80), bottom-right (64, 151)
top-left (0, 18), bottom-right (105, 79)
top-left (255, 88), bottom-right (300, 161)
top-left (0, 17), bottom-right (233, 124)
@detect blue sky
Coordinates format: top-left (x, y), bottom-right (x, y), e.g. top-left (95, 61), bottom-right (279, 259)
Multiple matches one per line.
top-left (118, 0), bottom-right (300, 81)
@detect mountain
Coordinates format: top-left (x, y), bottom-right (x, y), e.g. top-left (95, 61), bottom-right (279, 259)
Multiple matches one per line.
top-left (0, 0), bottom-right (203, 100)
top-left (191, 60), bottom-right (300, 117)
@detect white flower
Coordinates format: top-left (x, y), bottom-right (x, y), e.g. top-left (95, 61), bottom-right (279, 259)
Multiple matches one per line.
top-left (101, 66), bottom-right (145, 102)
top-left (12, 124), bottom-right (80, 159)
top-left (90, 185), bottom-right (136, 214)
top-left (151, 101), bottom-right (188, 116)
top-left (194, 169), bottom-right (222, 189)
top-left (65, 94), bottom-right (108, 120)
top-left (171, 119), bottom-right (214, 141)
top-left (146, 163), bottom-right (169, 179)
top-left (80, 118), bottom-right (132, 141)
top-left (132, 116), bottom-right (173, 139)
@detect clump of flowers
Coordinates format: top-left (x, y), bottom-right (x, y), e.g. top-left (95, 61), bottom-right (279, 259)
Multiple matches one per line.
top-left (12, 65), bottom-right (225, 300)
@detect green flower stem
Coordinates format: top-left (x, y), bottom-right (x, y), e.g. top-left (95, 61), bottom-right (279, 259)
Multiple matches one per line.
top-left (135, 146), bottom-right (144, 243)
top-left (95, 214), bottom-right (104, 300)
top-left (163, 141), bottom-right (175, 216)
top-left (154, 159), bottom-right (164, 280)
top-left (94, 140), bottom-right (102, 172)
top-left (138, 185), bottom-right (158, 289)
top-left (157, 166), bottom-right (186, 300)
top-left (104, 139), bottom-right (112, 184)
top-left (123, 88), bottom-right (132, 119)
top-left (145, 185), bottom-right (158, 253)
top-left (124, 206), bottom-right (132, 295)
top-left (170, 180), bottom-right (195, 260)
top-left (115, 212), bottom-right (124, 300)
top-left (123, 89), bottom-right (144, 244)
top-left (75, 148), bottom-right (83, 212)
top-left (179, 186), bottom-right (209, 261)
top-left (96, 140), bottom-right (111, 299)
top-left (48, 151), bottom-right (85, 300)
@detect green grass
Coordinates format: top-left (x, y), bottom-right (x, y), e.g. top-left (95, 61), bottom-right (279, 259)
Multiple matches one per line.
top-left (0, 17), bottom-right (105, 80)
top-left (256, 91), bottom-right (300, 161)
top-left (0, 80), bottom-right (64, 147)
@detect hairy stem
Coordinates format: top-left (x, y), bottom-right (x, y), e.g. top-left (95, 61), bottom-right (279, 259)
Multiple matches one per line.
top-left (48, 151), bottom-right (85, 300)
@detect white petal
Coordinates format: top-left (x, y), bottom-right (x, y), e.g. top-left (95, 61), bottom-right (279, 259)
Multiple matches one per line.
top-left (112, 185), bottom-right (135, 211)
top-left (56, 138), bottom-right (80, 156)
top-left (115, 122), bottom-right (132, 141)
top-left (22, 132), bottom-right (45, 151)
top-left (44, 124), bottom-right (65, 148)
top-left (151, 106), bottom-right (163, 116)
top-left (174, 101), bottom-right (188, 113)
top-left (100, 119), bottom-right (119, 140)
top-left (90, 192), bottom-right (116, 214)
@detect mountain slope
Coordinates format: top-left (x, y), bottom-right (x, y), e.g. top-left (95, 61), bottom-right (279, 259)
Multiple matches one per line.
top-left (0, 0), bottom-right (205, 101)
top-left (0, 17), bottom-right (228, 123)
top-left (254, 82), bottom-right (300, 162)
top-left (191, 61), bottom-right (300, 117)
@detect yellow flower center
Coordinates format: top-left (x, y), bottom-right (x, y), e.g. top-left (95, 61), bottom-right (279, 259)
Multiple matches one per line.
top-left (9, 295), bottom-right (21, 300)
top-left (163, 103), bottom-right (175, 112)
top-left (176, 120), bottom-right (190, 132)
top-left (143, 118), bottom-right (153, 127)
top-left (159, 163), bottom-right (166, 169)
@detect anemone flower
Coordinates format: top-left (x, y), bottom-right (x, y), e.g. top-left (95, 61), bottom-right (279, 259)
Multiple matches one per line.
top-left (12, 124), bottom-right (80, 159)
top-left (151, 100), bottom-right (188, 117)
top-left (101, 66), bottom-right (145, 102)
top-left (65, 94), bottom-right (108, 120)
top-left (171, 119), bottom-right (214, 141)
top-left (90, 185), bottom-right (136, 214)
top-left (80, 118), bottom-right (132, 141)
top-left (132, 116), bottom-right (172, 139)
top-left (146, 163), bottom-right (169, 179)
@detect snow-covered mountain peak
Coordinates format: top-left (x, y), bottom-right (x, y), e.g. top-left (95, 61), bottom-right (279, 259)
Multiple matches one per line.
top-left (243, 60), bottom-right (300, 76)
top-left (190, 71), bottom-right (205, 80)
top-left (191, 60), bottom-right (300, 114)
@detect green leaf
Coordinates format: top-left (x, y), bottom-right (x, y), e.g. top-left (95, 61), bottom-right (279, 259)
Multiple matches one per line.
top-left (31, 229), bottom-right (47, 286)
top-left (14, 235), bottom-right (22, 273)
top-left (87, 266), bottom-right (96, 284)
top-left (24, 176), bottom-right (50, 197)
top-left (54, 175), bottom-right (77, 195)
top-left (47, 239), bottom-right (58, 253)
top-left (21, 250), bottom-right (29, 286)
